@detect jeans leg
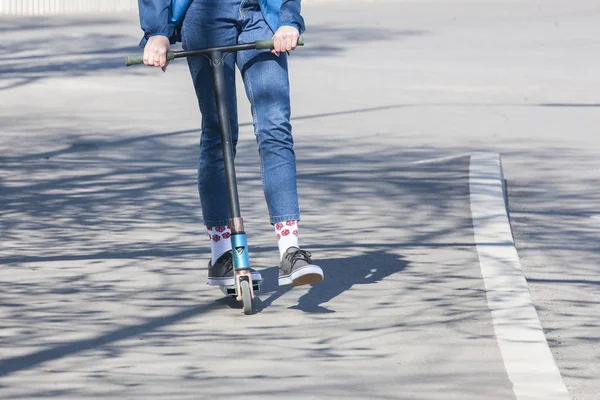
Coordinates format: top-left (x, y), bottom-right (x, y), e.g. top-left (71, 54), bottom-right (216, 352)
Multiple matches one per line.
top-left (181, 0), bottom-right (240, 227)
top-left (236, 0), bottom-right (301, 224)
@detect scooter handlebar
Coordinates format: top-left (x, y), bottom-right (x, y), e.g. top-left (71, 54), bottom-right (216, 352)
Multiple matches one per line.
top-left (125, 36), bottom-right (304, 66)
top-left (255, 35), bottom-right (304, 50)
top-left (125, 51), bottom-right (176, 67)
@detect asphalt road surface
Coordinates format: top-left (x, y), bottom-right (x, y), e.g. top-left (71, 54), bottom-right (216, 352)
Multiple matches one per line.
top-left (1, 1), bottom-right (599, 398)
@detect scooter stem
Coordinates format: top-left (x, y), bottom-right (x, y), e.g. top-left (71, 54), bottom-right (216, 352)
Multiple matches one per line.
top-left (209, 50), bottom-right (243, 226)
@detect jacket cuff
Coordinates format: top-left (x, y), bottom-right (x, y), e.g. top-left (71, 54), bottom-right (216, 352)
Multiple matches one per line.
top-left (139, 26), bottom-right (178, 48)
top-left (278, 21), bottom-right (304, 35)
top-left (278, 0), bottom-right (305, 34)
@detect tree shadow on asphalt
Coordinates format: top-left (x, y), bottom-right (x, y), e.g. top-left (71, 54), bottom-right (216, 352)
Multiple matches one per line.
top-left (0, 14), bottom-right (429, 91)
top-left (0, 302), bottom-right (220, 378)
top-left (2, 8), bottom-right (599, 399)
top-left (0, 111), bottom-right (484, 392)
top-left (3, 94), bottom-right (599, 395)
top-left (503, 149), bottom-right (600, 385)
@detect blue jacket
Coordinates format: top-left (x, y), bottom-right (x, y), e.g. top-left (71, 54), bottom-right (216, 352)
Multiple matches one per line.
top-left (137, 0), bottom-right (305, 47)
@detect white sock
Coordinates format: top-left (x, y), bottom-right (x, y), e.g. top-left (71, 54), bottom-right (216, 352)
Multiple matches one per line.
top-left (275, 220), bottom-right (300, 260)
top-left (207, 225), bottom-right (232, 265)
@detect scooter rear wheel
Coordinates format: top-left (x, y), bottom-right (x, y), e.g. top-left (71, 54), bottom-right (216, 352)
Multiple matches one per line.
top-left (240, 279), bottom-right (252, 315)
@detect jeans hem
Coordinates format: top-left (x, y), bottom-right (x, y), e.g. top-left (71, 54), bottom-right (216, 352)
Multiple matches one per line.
top-left (270, 214), bottom-right (300, 225)
top-left (203, 219), bottom-right (232, 228)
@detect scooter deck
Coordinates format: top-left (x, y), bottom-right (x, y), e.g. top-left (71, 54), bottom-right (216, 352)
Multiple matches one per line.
top-left (219, 282), bottom-right (261, 297)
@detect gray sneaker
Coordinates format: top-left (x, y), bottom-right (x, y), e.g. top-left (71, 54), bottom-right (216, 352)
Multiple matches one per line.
top-left (278, 247), bottom-right (324, 287)
top-left (208, 251), bottom-right (262, 287)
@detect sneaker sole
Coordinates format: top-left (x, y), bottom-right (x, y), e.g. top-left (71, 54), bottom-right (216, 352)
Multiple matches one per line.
top-left (278, 265), bottom-right (324, 287)
top-left (208, 272), bottom-right (263, 287)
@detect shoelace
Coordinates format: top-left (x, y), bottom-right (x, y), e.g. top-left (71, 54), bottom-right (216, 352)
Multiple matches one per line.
top-left (285, 249), bottom-right (312, 267)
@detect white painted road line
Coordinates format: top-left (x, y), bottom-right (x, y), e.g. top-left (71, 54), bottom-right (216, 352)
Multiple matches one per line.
top-left (410, 153), bottom-right (472, 165)
top-left (469, 153), bottom-right (571, 400)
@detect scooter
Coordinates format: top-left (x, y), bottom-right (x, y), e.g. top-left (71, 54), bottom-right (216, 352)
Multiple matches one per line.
top-left (126, 37), bottom-right (304, 314)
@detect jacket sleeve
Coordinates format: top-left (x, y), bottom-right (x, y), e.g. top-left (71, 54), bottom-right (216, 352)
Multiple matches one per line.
top-left (137, 0), bottom-right (178, 47)
top-left (278, 0), bottom-right (305, 34)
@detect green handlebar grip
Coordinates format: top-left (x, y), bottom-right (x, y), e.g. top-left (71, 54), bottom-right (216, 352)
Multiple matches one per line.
top-left (125, 50), bottom-right (175, 66)
top-left (255, 35), bottom-right (304, 50)
top-left (125, 54), bottom-right (143, 66)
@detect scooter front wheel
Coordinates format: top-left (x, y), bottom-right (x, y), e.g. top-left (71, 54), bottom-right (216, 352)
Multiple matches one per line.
top-left (240, 279), bottom-right (252, 315)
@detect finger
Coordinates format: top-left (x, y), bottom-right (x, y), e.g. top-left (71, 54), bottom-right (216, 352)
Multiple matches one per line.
top-left (285, 35), bottom-right (294, 52)
top-left (159, 50), bottom-right (167, 68)
top-left (274, 35), bottom-right (283, 53)
top-left (143, 49), bottom-right (150, 66)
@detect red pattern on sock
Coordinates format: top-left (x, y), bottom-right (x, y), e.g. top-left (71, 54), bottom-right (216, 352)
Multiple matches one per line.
top-left (275, 221), bottom-right (298, 241)
top-left (208, 226), bottom-right (232, 243)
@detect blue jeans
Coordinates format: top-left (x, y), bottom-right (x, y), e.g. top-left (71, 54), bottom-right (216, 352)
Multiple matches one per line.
top-left (181, 0), bottom-right (300, 227)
